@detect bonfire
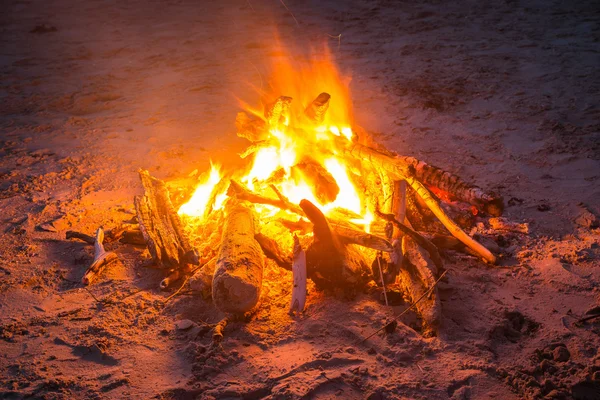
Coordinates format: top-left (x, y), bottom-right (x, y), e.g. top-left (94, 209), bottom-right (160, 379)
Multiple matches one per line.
top-left (68, 48), bottom-right (512, 339)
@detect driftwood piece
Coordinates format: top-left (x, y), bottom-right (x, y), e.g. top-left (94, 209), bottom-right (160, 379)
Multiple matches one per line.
top-left (235, 112), bottom-right (268, 142)
top-left (212, 201), bottom-right (264, 314)
top-left (300, 199), bottom-right (371, 291)
top-left (304, 92), bottom-right (330, 125)
top-left (134, 169), bottom-right (199, 269)
top-left (397, 156), bottom-right (504, 216)
top-left (399, 236), bottom-right (441, 337)
top-left (82, 228), bottom-right (119, 285)
top-left (289, 235), bottom-right (307, 315)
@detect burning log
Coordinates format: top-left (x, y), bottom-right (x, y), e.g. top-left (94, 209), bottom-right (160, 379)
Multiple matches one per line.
top-left (82, 228), bottom-right (119, 285)
top-left (265, 96), bottom-right (292, 127)
top-left (292, 160), bottom-right (340, 204)
top-left (212, 200), bottom-right (264, 314)
top-left (227, 180), bottom-right (303, 215)
top-left (399, 236), bottom-right (441, 337)
top-left (304, 92), bottom-right (330, 124)
top-left (289, 235), bottom-right (307, 315)
top-left (230, 180), bottom-right (393, 253)
top-left (134, 169), bottom-right (199, 270)
top-left (235, 112), bottom-right (268, 142)
top-left (300, 199), bottom-right (371, 291)
top-left (397, 156), bottom-right (504, 216)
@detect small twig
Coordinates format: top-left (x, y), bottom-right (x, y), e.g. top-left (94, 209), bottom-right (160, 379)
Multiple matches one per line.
top-left (358, 269), bottom-right (449, 344)
top-left (376, 254), bottom-right (388, 306)
top-left (163, 275), bottom-right (192, 304)
top-left (83, 287), bottom-right (101, 303)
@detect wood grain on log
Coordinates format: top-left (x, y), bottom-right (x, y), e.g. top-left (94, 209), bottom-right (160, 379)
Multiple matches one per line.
top-left (135, 169), bottom-right (199, 269)
top-left (212, 201), bottom-right (264, 314)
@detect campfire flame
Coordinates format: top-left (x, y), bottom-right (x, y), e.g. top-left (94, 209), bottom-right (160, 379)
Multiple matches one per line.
top-left (178, 45), bottom-right (376, 232)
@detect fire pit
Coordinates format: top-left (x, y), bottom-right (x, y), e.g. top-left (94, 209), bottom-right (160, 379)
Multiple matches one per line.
top-left (69, 50), bottom-right (505, 338)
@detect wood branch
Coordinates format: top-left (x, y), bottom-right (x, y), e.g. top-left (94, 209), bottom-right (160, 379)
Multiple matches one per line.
top-left (289, 235), bottom-right (307, 315)
top-left (66, 230), bottom-right (95, 245)
top-left (264, 96), bottom-right (292, 127)
top-left (375, 210), bottom-right (444, 269)
top-left (300, 199), bottom-right (371, 291)
top-left (292, 160), bottom-right (340, 204)
top-left (404, 175), bottom-right (497, 264)
top-left (399, 236), bottom-right (441, 337)
top-left (333, 225), bottom-right (394, 253)
top-left (303, 92), bottom-right (330, 125)
top-left (82, 228), bottom-right (119, 285)
top-left (189, 257), bottom-right (217, 299)
top-left (212, 200), bottom-right (264, 314)
top-left (227, 180), bottom-right (304, 215)
top-left (134, 169), bottom-right (199, 269)
top-left (396, 156), bottom-right (504, 216)
top-left (255, 232), bottom-right (292, 270)
top-left (235, 111), bottom-right (268, 142)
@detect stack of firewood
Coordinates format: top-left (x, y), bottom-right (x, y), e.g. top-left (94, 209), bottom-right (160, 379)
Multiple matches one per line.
top-left (125, 92), bottom-right (505, 338)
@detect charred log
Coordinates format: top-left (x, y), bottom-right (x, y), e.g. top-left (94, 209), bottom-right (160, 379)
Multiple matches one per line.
top-left (397, 156), bottom-right (504, 216)
top-left (300, 199), bottom-right (371, 291)
top-left (303, 92), bottom-right (330, 125)
top-left (134, 169), bottom-right (199, 269)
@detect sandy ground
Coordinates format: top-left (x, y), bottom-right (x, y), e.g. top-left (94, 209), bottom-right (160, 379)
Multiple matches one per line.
top-left (1, 0), bottom-right (600, 398)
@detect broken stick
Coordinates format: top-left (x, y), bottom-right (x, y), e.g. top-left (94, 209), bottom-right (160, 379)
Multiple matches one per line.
top-left (82, 228), bottom-right (119, 285)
